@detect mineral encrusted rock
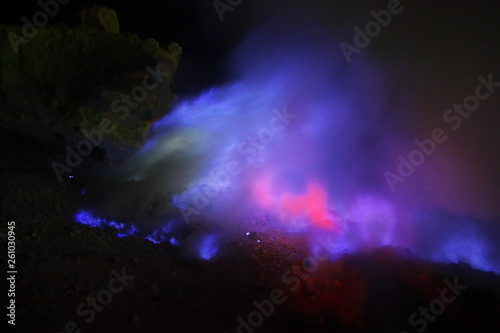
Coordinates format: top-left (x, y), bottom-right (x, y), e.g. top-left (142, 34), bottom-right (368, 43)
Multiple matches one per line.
top-left (0, 6), bottom-right (181, 148)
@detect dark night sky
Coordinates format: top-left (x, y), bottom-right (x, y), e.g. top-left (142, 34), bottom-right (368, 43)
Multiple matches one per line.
top-left (1, 0), bottom-right (500, 94)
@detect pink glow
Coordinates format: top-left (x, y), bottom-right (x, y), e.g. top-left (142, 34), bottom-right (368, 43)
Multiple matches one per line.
top-left (251, 175), bottom-right (336, 230)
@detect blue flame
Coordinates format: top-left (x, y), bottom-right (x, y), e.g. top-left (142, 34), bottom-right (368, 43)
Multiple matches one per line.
top-left (199, 234), bottom-right (219, 260)
top-left (169, 237), bottom-right (179, 246)
top-left (74, 211), bottom-right (185, 249)
top-left (432, 233), bottom-right (497, 272)
top-left (75, 210), bottom-right (108, 228)
top-left (117, 224), bottom-right (139, 238)
top-left (410, 210), bottom-right (500, 273)
top-left (145, 222), bottom-right (175, 244)
top-left (75, 210), bottom-right (139, 237)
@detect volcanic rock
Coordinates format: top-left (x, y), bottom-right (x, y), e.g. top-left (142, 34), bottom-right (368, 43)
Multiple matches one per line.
top-left (0, 6), bottom-right (181, 151)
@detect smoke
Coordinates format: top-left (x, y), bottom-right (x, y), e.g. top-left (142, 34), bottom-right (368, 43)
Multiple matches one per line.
top-left (82, 18), bottom-right (500, 272)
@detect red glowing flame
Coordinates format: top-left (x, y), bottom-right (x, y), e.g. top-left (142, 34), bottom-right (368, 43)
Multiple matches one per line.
top-left (251, 176), bottom-right (336, 230)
